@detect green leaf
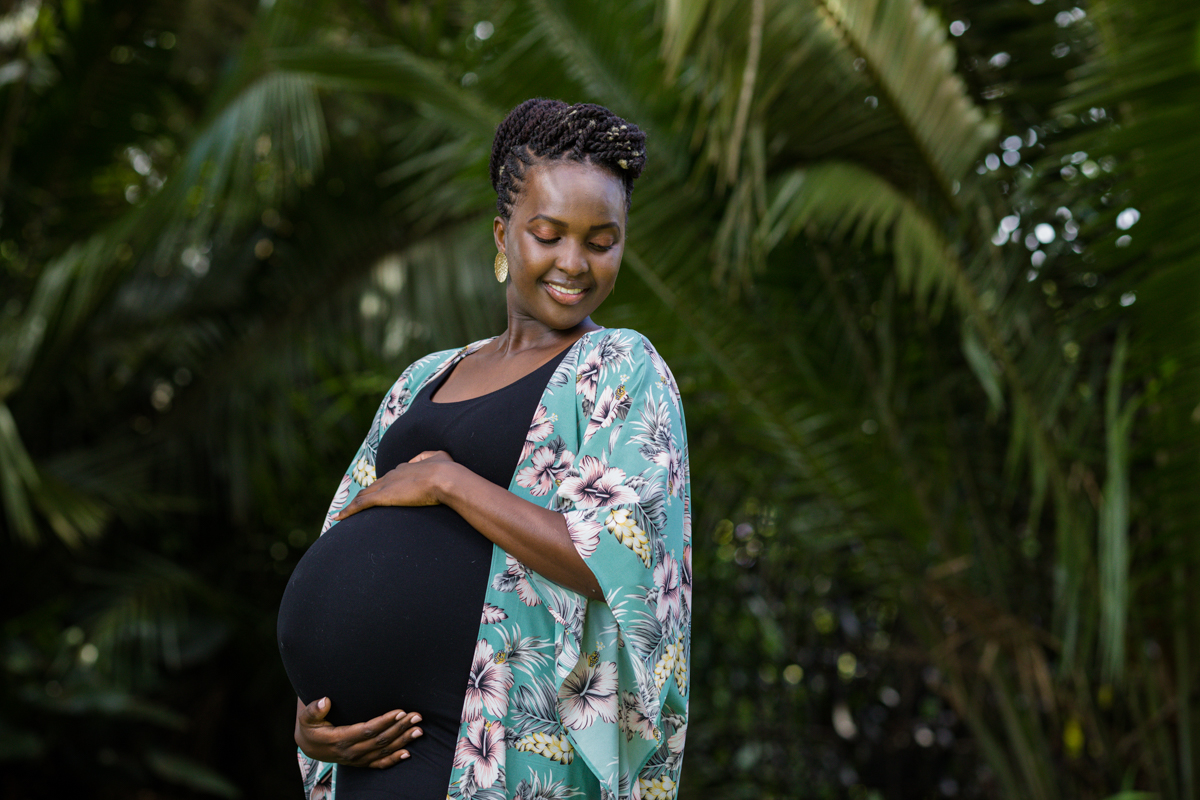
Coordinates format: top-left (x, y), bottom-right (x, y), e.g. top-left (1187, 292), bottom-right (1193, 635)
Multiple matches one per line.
top-left (812, 0), bottom-right (998, 196)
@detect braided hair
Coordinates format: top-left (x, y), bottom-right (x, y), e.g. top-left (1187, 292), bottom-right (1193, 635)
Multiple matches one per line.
top-left (489, 98), bottom-right (647, 220)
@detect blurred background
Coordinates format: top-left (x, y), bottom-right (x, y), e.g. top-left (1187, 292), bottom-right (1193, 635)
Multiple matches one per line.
top-left (1, 0), bottom-right (1198, 797)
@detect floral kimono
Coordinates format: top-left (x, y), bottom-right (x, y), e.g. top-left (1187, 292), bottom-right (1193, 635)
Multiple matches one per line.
top-left (297, 328), bottom-right (691, 800)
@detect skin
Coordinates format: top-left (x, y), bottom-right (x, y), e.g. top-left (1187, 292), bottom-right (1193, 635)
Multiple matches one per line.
top-left (294, 158), bottom-right (628, 768)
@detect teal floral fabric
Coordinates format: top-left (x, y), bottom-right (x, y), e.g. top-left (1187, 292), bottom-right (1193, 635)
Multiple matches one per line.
top-left (296, 328), bottom-right (691, 800)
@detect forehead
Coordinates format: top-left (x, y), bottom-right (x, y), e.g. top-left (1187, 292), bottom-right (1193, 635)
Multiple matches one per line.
top-left (518, 161), bottom-right (626, 222)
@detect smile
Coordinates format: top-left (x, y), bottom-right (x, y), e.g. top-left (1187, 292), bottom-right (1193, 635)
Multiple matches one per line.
top-left (543, 281), bottom-right (589, 305)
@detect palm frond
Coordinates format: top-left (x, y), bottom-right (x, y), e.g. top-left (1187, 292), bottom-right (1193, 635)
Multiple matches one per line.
top-left (811, 0), bottom-right (998, 198)
top-left (266, 45), bottom-right (498, 138)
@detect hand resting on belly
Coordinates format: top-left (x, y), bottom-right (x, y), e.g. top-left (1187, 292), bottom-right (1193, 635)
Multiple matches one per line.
top-left (294, 695), bottom-right (423, 769)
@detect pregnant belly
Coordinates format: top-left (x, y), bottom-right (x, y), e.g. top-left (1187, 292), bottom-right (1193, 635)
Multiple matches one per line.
top-left (277, 504), bottom-right (494, 727)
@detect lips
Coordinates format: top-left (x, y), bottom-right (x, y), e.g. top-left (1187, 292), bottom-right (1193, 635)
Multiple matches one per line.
top-left (543, 281), bottom-right (589, 305)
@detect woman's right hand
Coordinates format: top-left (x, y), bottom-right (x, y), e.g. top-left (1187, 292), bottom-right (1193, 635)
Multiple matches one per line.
top-left (294, 697), bottom-right (424, 768)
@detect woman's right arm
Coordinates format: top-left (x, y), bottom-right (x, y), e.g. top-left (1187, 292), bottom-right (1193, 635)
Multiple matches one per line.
top-left (294, 697), bottom-right (424, 769)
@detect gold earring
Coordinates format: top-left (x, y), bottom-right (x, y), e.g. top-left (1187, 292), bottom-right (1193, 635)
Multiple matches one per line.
top-left (494, 251), bottom-right (508, 282)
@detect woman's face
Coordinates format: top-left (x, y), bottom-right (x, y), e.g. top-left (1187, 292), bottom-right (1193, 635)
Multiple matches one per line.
top-left (494, 160), bottom-right (626, 333)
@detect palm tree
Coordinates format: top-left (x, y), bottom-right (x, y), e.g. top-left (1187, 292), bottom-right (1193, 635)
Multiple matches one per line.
top-left (2, 0), bottom-right (1196, 797)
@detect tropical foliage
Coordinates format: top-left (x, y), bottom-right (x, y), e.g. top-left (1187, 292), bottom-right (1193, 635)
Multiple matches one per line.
top-left (1, 0), bottom-right (1197, 797)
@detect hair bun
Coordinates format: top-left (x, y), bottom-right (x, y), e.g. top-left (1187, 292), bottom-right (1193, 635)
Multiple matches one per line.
top-left (489, 98), bottom-right (647, 218)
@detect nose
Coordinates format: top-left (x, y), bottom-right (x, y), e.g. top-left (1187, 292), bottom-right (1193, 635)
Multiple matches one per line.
top-left (556, 240), bottom-right (589, 276)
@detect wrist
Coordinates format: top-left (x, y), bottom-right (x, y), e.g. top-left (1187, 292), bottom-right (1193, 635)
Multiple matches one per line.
top-left (431, 461), bottom-right (466, 505)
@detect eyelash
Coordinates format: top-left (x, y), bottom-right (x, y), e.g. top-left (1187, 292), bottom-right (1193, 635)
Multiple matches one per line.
top-left (533, 235), bottom-right (614, 252)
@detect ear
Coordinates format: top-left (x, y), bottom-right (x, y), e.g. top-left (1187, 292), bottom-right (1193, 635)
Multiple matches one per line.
top-left (493, 216), bottom-right (507, 255)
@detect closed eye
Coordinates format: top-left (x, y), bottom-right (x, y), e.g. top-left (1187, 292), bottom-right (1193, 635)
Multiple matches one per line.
top-left (533, 234), bottom-right (560, 245)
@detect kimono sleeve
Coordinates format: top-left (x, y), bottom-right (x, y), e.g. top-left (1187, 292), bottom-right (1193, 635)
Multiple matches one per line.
top-left (551, 332), bottom-right (691, 781)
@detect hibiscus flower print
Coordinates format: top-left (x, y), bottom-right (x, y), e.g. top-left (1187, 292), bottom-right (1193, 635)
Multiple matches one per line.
top-left (520, 403), bottom-right (554, 462)
top-left (557, 658), bottom-right (618, 731)
top-left (453, 719), bottom-right (505, 790)
top-left (322, 474), bottom-right (353, 533)
top-left (653, 441), bottom-right (687, 499)
top-left (309, 771), bottom-right (332, 800)
top-left (559, 456), bottom-right (640, 509)
top-left (379, 381), bottom-right (411, 428)
top-left (583, 384), bottom-right (632, 444)
top-left (463, 639), bottom-right (513, 721)
top-left (516, 446), bottom-right (559, 497)
top-left (564, 509), bottom-right (604, 559)
top-left (492, 554), bottom-right (543, 607)
top-left (619, 690), bottom-right (656, 742)
top-left (667, 719), bottom-right (687, 755)
top-left (575, 348), bottom-right (603, 407)
top-left (653, 552), bottom-right (681, 625)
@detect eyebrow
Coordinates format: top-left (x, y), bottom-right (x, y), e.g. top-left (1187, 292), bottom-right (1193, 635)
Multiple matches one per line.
top-left (528, 214), bottom-right (620, 233)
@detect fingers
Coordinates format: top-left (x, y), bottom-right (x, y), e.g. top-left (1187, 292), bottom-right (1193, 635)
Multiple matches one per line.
top-left (408, 450), bottom-right (451, 463)
top-left (368, 711), bottom-right (424, 749)
top-left (296, 702), bottom-right (425, 768)
top-left (360, 707), bottom-right (416, 735)
top-left (363, 711), bottom-right (424, 768)
top-left (387, 712), bottom-right (425, 749)
top-left (368, 749), bottom-right (410, 768)
top-left (347, 710), bottom-right (423, 747)
top-left (333, 491), bottom-right (377, 520)
top-left (298, 696), bottom-right (332, 726)
top-left (338, 710), bottom-right (423, 767)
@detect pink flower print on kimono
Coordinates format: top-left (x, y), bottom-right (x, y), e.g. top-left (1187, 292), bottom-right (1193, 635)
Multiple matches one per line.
top-left (575, 330), bottom-right (633, 414)
top-left (619, 690), bottom-right (657, 742)
top-left (558, 455), bottom-right (639, 509)
top-left (653, 550), bottom-right (682, 626)
top-left (520, 404), bottom-right (555, 463)
top-left (298, 752), bottom-right (333, 800)
top-left (321, 474), bottom-right (353, 533)
top-left (453, 719), bottom-right (506, 790)
top-left (379, 381), bottom-right (412, 429)
top-left (516, 437), bottom-right (574, 497)
top-left (575, 347), bottom-right (603, 413)
top-left (557, 657), bottom-right (618, 731)
top-left (563, 509), bottom-right (605, 559)
top-left (492, 553), bottom-right (543, 607)
top-left (583, 382), bottom-right (632, 444)
top-left (463, 639), bottom-right (513, 721)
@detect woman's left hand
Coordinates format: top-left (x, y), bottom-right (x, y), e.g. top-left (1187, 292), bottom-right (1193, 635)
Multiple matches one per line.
top-left (332, 451), bottom-right (457, 520)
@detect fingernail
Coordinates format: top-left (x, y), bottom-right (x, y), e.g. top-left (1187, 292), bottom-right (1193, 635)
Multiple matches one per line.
top-left (412, 715), bottom-right (422, 724)
top-left (412, 729), bottom-right (423, 738)
top-left (400, 752), bottom-right (410, 760)
top-left (319, 698), bottom-right (328, 709)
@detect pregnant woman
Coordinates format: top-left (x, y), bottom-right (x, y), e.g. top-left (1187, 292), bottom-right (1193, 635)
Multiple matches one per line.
top-left (277, 99), bottom-right (691, 800)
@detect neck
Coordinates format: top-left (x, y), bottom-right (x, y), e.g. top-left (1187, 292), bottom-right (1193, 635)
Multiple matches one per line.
top-left (494, 313), bottom-right (602, 356)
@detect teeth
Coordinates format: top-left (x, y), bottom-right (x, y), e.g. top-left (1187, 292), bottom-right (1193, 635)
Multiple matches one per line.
top-left (548, 283), bottom-right (583, 295)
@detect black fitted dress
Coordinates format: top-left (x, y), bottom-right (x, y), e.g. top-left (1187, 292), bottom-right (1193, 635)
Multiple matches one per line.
top-left (277, 350), bottom-right (566, 799)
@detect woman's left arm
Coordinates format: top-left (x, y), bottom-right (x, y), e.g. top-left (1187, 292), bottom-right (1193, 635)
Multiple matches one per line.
top-left (332, 453), bottom-right (602, 599)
